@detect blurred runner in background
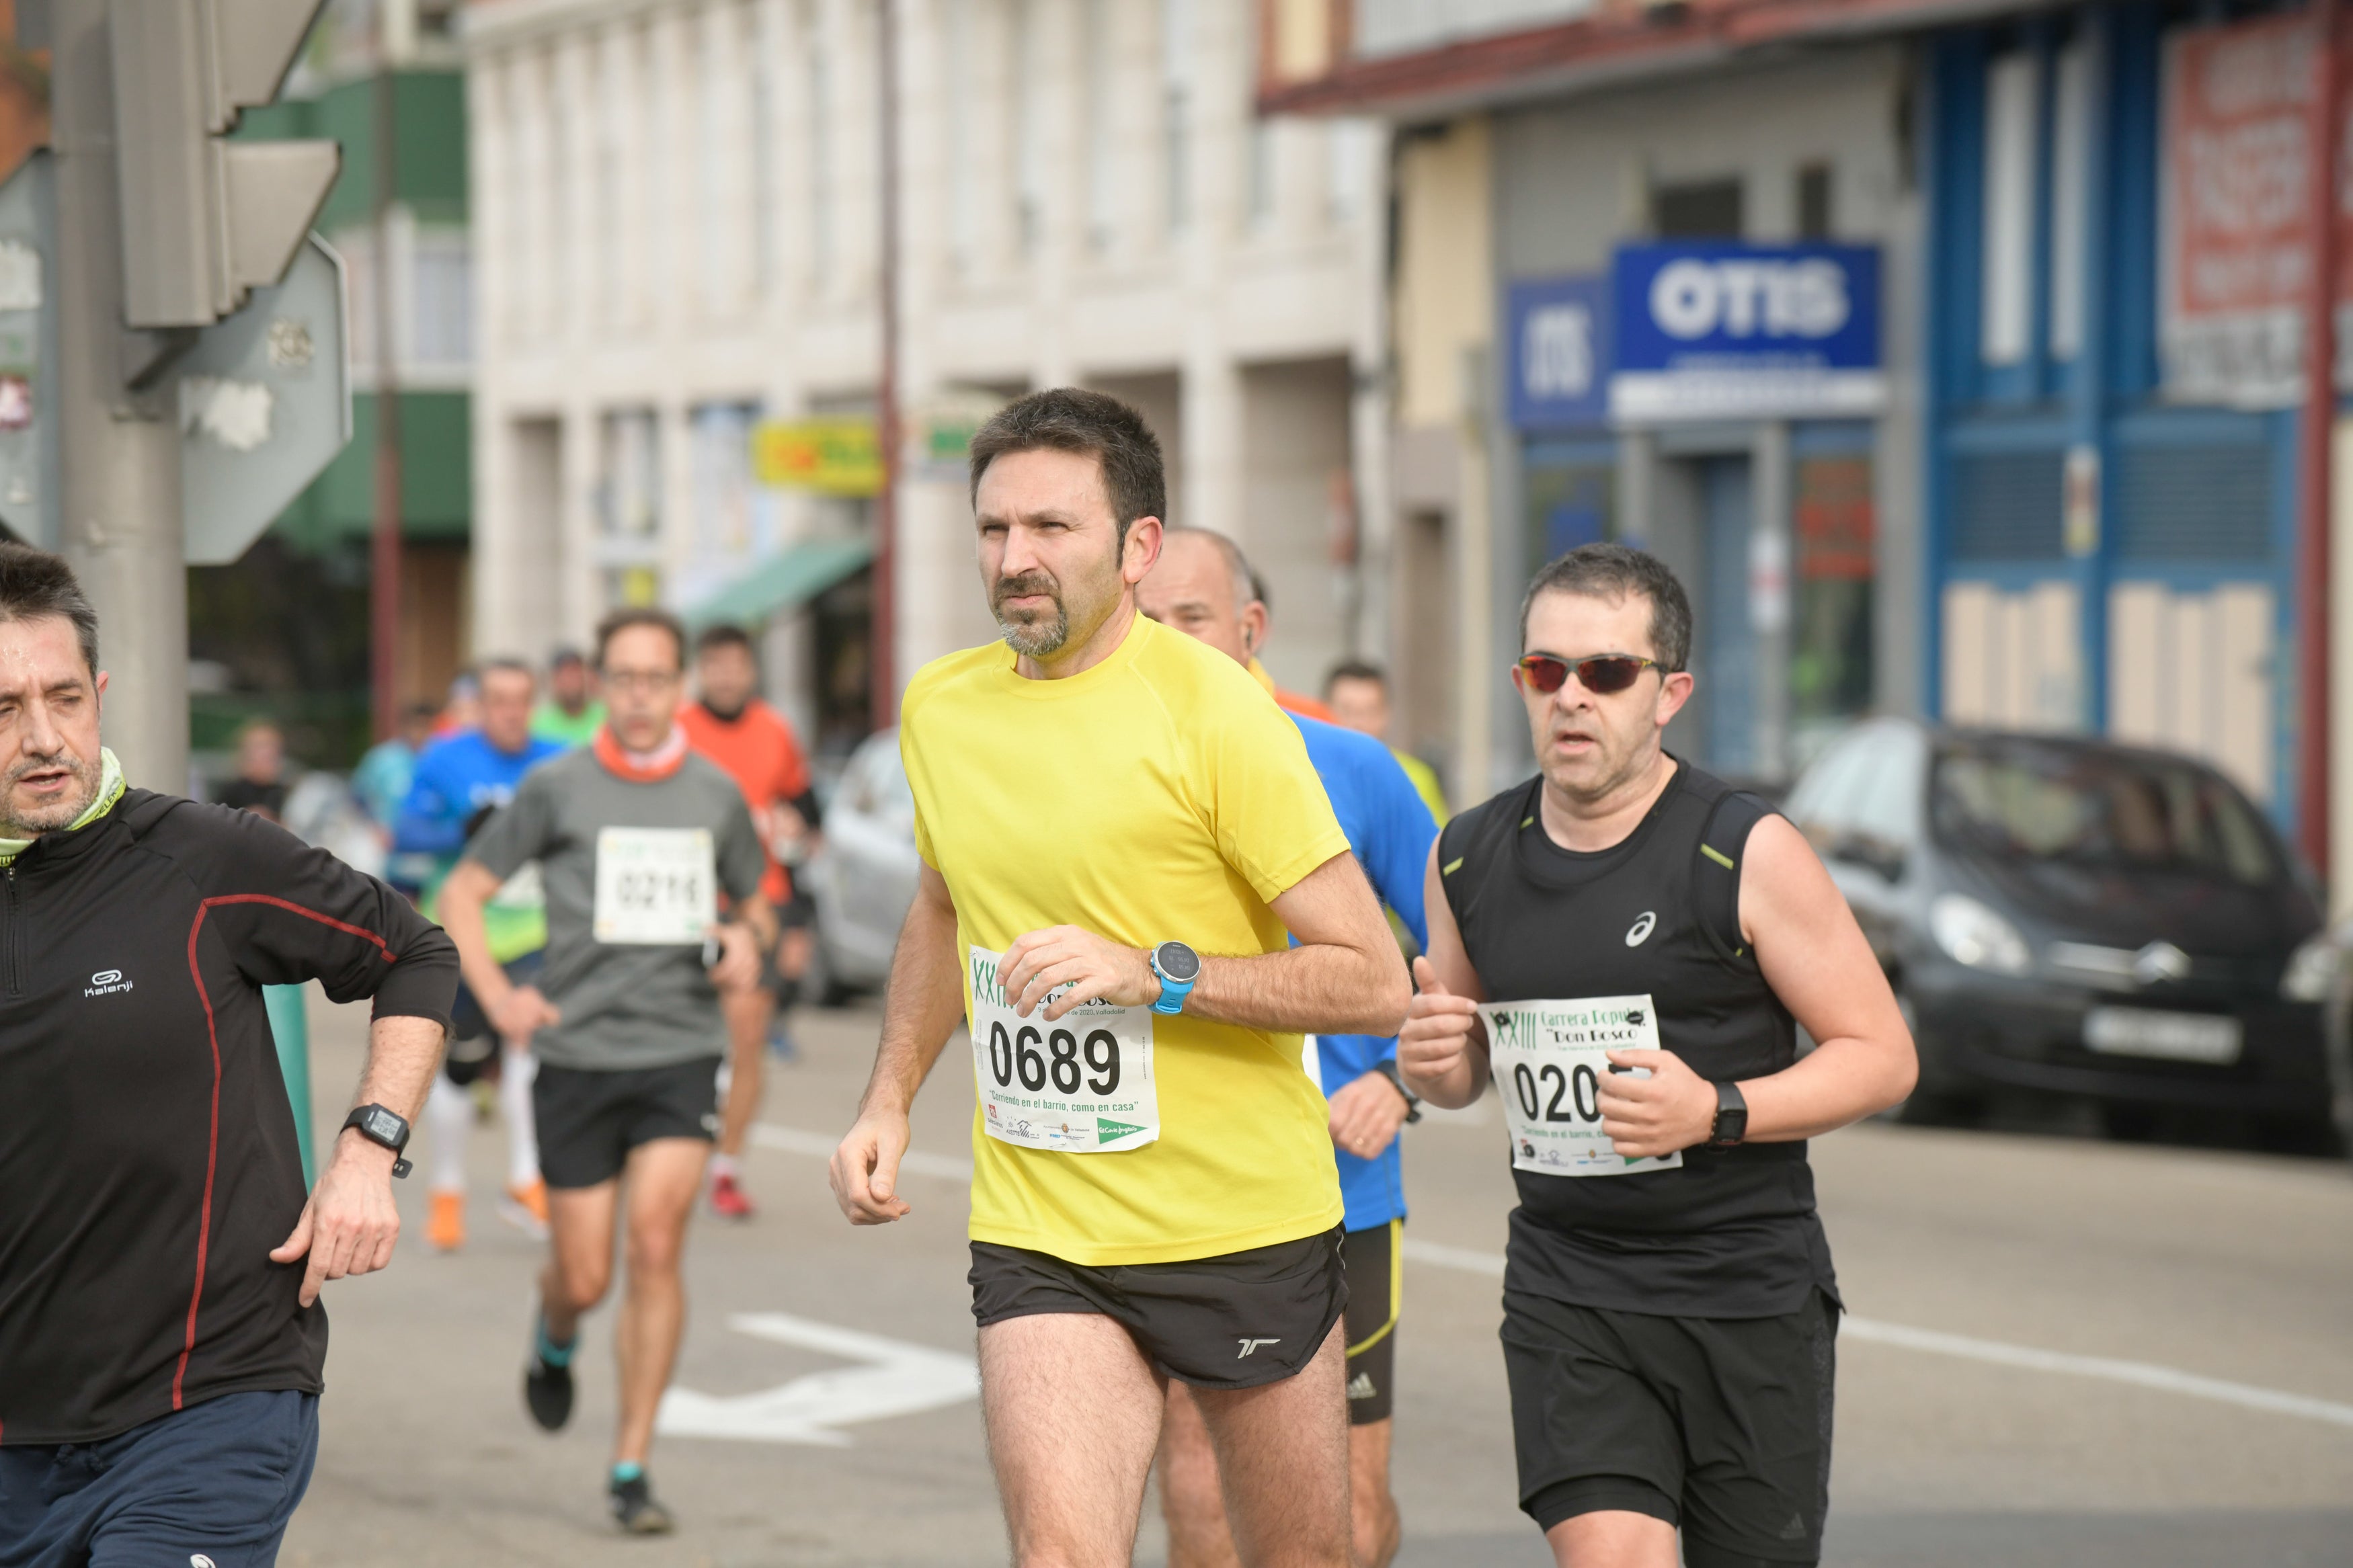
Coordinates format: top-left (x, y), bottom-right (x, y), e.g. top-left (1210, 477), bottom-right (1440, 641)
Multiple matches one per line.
top-left (1241, 570), bottom-right (1337, 723)
top-left (216, 717), bottom-right (291, 822)
top-left (395, 659), bottom-right (567, 1250)
top-left (678, 622), bottom-right (824, 1221)
top-left (533, 645), bottom-right (607, 748)
top-left (1326, 659), bottom-right (1449, 826)
top-left (352, 702), bottom-right (440, 868)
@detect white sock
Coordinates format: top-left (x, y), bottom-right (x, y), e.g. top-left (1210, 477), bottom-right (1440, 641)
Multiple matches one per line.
top-left (501, 1043), bottom-right (541, 1190)
top-left (427, 1073), bottom-right (471, 1194)
top-left (709, 1152), bottom-right (738, 1182)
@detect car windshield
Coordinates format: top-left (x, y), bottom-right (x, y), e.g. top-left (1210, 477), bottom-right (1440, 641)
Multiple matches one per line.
top-left (1929, 741), bottom-right (2281, 885)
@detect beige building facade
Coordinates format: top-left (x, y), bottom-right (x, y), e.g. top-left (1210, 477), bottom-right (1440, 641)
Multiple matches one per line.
top-left (465, 0), bottom-right (1388, 759)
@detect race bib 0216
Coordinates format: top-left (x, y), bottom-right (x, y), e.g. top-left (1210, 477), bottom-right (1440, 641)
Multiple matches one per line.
top-left (969, 946), bottom-right (1159, 1153)
top-left (592, 827), bottom-right (717, 945)
top-left (1478, 995), bottom-right (1683, 1178)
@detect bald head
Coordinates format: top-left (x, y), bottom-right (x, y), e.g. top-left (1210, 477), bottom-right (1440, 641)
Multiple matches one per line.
top-left (1137, 527), bottom-right (1265, 667)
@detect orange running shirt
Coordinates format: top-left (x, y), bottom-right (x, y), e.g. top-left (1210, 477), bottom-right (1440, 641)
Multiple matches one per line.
top-left (676, 698), bottom-right (813, 904)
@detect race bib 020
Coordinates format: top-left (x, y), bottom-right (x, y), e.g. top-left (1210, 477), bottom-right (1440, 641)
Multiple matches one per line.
top-left (592, 827), bottom-right (717, 945)
top-left (1478, 995), bottom-right (1683, 1178)
top-left (969, 947), bottom-right (1159, 1153)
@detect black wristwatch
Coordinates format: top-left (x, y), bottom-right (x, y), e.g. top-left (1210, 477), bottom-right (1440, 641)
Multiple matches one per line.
top-left (1707, 1081), bottom-right (1748, 1149)
top-left (1370, 1060), bottom-right (1423, 1124)
top-left (342, 1104), bottom-right (414, 1179)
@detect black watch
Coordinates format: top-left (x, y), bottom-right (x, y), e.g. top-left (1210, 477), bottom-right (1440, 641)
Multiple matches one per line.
top-left (1707, 1081), bottom-right (1748, 1149)
top-left (1370, 1061), bottom-right (1423, 1124)
top-left (342, 1104), bottom-right (414, 1179)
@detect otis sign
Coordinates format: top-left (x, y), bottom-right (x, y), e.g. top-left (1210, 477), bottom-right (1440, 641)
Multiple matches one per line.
top-left (1610, 243), bottom-right (1883, 422)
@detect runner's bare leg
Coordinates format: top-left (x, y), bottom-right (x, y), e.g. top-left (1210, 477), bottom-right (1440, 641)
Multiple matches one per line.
top-left (1544, 1512), bottom-right (1679, 1568)
top-left (1159, 1385), bottom-right (1242, 1568)
top-left (980, 1313), bottom-right (1166, 1567)
top-left (717, 986), bottom-right (774, 1161)
top-left (612, 1137), bottom-right (710, 1466)
top-left (541, 1181), bottom-right (619, 1342)
top-left (1348, 1418), bottom-right (1401, 1568)
top-left (1192, 1320), bottom-right (1351, 1568)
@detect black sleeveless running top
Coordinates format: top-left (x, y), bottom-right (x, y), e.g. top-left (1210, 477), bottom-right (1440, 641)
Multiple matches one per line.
top-left (1438, 759), bottom-right (1837, 1318)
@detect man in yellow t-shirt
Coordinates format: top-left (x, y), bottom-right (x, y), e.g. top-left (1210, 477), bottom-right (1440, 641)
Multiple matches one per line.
top-left (830, 388), bottom-right (1410, 1568)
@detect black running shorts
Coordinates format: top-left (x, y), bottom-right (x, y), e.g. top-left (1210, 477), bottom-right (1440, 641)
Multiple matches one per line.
top-left (445, 952), bottom-right (547, 1082)
top-left (1502, 1288), bottom-right (1837, 1567)
top-left (532, 1058), bottom-right (721, 1190)
top-left (1343, 1220), bottom-right (1400, 1426)
top-left (968, 1226), bottom-right (1347, 1391)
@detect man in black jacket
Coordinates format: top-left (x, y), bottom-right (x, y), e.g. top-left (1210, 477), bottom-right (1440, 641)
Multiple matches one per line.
top-left (0, 544), bottom-right (457, 1568)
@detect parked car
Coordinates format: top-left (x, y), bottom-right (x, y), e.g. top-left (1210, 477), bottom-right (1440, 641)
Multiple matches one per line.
top-left (803, 727), bottom-right (921, 1001)
top-left (1784, 719), bottom-right (2336, 1141)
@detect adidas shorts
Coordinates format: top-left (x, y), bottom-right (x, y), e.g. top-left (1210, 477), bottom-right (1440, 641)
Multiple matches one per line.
top-left (1502, 1288), bottom-right (1838, 1566)
top-left (1342, 1220), bottom-right (1400, 1425)
top-left (968, 1227), bottom-right (1347, 1391)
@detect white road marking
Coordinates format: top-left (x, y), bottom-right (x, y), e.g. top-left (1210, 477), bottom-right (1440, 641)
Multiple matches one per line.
top-left (758, 1124), bottom-right (2353, 1434)
top-left (657, 1312), bottom-right (980, 1447)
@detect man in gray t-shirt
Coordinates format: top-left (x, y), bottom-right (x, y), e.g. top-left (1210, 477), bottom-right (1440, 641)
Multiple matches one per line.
top-left (438, 608), bottom-right (776, 1537)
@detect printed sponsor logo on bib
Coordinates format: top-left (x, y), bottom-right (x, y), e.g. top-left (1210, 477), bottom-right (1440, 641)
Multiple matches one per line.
top-left (969, 946), bottom-right (1159, 1153)
top-left (592, 827), bottom-right (717, 944)
top-left (1478, 994), bottom-right (1683, 1178)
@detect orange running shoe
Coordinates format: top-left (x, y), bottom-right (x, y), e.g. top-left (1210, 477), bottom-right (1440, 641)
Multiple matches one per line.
top-left (499, 1179), bottom-right (550, 1239)
top-left (427, 1190), bottom-right (465, 1252)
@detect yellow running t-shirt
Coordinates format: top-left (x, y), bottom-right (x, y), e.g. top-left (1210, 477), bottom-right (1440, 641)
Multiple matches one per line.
top-left (900, 613), bottom-right (1353, 1265)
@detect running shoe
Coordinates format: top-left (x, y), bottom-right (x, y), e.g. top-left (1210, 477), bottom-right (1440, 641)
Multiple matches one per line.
top-left (709, 1169), bottom-right (755, 1221)
top-left (608, 1471), bottom-right (674, 1534)
top-left (524, 1323), bottom-right (575, 1431)
top-left (499, 1178), bottom-right (550, 1239)
top-left (766, 1020), bottom-right (799, 1061)
top-left (427, 1190), bottom-right (465, 1252)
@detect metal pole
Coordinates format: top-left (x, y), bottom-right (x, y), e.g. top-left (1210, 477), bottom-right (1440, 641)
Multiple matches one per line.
top-left (370, 37), bottom-right (404, 739)
top-left (872, 0), bottom-right (898, 733)
top-left (2300, 0), bottom-right (2339, 876)
top-left (52, 0), bottom-right (188, 794)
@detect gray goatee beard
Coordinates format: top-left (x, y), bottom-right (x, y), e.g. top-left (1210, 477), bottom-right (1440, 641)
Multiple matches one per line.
top-left (993, 576), bottom-right (1069, 657)
top-left (0, 747), bottom-right (101, 837)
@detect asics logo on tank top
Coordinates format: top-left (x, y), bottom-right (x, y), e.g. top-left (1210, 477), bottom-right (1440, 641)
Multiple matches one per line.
top-left (1625, 911), bottom-right (1658, 947)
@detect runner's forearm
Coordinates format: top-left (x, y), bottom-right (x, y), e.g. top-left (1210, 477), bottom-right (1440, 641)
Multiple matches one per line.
top-left (1736, 1032), bottom-right (1916, 1143)
top-left (435, 862), bottom-right (515, 1009)
top-left (859, 881), bottom-right (963, 1117)
top-left (346, 1013), bottom-right (446, 1125)
top-left (1184, 942), bottom-right (1409, 1036)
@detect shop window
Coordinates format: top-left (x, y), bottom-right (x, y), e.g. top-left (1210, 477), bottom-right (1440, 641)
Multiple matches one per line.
top-left (1981, 48), bottom-right (2037, 366)
top-left (1796, 163), bottom-right (1833, 240)
top-left (1652, 177), bottom-right (1743, 239)
top-left (1792, 454), bottom-right (1876, 743)
top-left (2111, 440), bottom-right (2272, 562)
top-left (2048, 40), bottom-right (2091, 360)
top-left (1950, 448), bottom-right (2064, 560)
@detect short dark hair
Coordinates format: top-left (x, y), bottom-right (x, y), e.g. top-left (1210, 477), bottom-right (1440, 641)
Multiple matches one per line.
top-left (0, 542), bottom-right (99, 675)
top-left (967, 388), bottom-right (1166, 546)
top-left (1324, 659), bottom-right (1387, 698)
top-left (478, 655), bottom-right (535, 686)
top-left (1519, 543), bottom-right (1693, 672)
top-left (594, 606), bottom-right (688, 671)
top-left (549, 645), bottom-right (587, 669)
top-left (695, 623), bottom-right (755, 658)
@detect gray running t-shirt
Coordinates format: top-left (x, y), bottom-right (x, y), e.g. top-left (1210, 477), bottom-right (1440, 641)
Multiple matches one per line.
top-left (465, 747), bottom-right (766, 1070)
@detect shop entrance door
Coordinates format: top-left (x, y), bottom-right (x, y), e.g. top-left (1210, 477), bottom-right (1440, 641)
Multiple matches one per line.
top-left (1697, 455), bottom-right (1755, 778)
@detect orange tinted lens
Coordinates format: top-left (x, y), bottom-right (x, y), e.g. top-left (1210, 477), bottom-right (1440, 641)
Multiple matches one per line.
top-left (1517, 655), bottom-right (1570, 693)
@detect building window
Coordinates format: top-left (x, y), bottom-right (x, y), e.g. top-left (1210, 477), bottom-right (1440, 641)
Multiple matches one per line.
top-left (1162, 0), bottom-right (1193, 233)
top-left (1792, 452), bottom-right (1876, 747)
top-left (684, 403), bottom-right (781, 608)
top-left (2048, 38), bottom-right (2091, 361)
top-left (1653, 177), bottom-right (1742, 238)
top-left (599, 409), bottom-right (664, 611)
top-left (1796, 161), bottom-right (1833, 240)
top-left (411, 231), bottom-right (472, 368)
top-left (1328, 120), bottom-right (1370, 224)
top-left (1981, 48), bottom-right (2037, 366)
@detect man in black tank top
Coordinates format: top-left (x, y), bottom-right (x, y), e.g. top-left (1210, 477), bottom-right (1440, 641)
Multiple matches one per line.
top-left (1398, 544), bottom-right (1917, 1568)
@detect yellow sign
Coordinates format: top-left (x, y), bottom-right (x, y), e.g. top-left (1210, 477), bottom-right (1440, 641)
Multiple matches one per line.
top-left (752, 418), bottom-right (882, 496)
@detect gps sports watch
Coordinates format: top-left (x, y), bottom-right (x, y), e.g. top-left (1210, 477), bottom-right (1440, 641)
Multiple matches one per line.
top-left (1707, 1081), bottom-right (1749, 1149)
top-left (1148, 941), bottom-right (1201, 1016)
top-left (343, 1103), bottom-right (415, 1178)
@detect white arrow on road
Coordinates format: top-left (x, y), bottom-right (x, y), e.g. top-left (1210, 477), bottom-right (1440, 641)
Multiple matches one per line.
top-left (655, 1312), bottom-right (980, 1447)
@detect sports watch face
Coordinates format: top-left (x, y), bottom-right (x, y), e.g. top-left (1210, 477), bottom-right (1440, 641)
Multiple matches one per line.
top-left (1154, 942), bottom-right (1201, 984)
top-left (360, 1106), bottom-right (407, 1147)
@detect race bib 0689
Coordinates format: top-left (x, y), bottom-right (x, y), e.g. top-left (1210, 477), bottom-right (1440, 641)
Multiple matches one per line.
top-left (969, 947), bottom-right (1159, 1153)
top-left (1478, 995), bottom-right (1683, 1178)
top-left (592, 827), bottom-right (717, 945)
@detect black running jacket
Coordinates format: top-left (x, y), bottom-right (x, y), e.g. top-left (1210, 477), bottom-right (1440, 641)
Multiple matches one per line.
top-left (0, 789), bottom-right (457, 1444)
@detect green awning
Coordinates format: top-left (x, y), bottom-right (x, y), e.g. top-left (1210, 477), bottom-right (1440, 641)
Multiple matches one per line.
top-left (685, 537), bottom-right (875, 630)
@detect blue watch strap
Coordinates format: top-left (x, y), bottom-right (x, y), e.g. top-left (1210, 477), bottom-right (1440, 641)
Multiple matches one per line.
top-left (1149, 943), bottom-right (1198, 1015)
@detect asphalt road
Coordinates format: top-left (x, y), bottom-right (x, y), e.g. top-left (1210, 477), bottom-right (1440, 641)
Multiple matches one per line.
top-left (276, 993), bottom-right (2353, 1567)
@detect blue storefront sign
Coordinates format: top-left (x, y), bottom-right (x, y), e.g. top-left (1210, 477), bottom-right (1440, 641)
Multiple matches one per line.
top-left (1609, 243), bottom-right (1884, 422)
top-left (1506, 275), bottom-right (1611, 431)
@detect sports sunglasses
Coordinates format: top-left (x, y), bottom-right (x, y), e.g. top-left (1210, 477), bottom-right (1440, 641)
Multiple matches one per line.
top-left (1514, 652), bottom-right (1665, 696)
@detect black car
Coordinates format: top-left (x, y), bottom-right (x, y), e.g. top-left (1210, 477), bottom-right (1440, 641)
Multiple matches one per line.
top-left (1784, 719), bottom-right (2336, 1140)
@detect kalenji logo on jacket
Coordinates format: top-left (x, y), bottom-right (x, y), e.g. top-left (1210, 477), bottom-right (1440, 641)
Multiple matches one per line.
top-left (83, 968), bottom-right (133, 998)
